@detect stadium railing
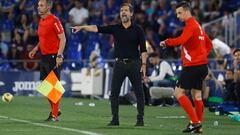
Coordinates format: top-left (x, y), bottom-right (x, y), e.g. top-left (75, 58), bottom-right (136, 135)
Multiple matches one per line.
top-left (202, 9), bottom-right (240, 47)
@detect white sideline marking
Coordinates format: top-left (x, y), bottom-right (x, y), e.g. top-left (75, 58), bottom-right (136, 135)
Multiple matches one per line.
top-left (156, 116), bottom-right (186, 119)
top-left (4, 129), bottom-right (33, 132)
top-left (0, 115), bottom-right (101, 135)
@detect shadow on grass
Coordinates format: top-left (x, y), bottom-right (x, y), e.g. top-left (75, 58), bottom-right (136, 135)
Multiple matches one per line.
top-left (93, 125), bottom-right (161, 131)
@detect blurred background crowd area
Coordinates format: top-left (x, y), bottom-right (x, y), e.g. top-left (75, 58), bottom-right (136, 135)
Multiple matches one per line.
top-left (0, 0), bottom-right (240, 71)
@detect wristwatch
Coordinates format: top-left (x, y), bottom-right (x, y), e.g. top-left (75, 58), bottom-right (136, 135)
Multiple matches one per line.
top-left (57, 54), bottom-right (64, 59)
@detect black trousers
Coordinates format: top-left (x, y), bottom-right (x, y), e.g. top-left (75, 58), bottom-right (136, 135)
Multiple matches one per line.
top-left (40, 54), bottom-right (61, 80)
top-left (110, 59), bottom-right (144, 120)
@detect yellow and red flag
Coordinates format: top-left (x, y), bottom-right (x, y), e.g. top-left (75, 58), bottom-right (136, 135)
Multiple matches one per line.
top-left (36, 70), bottom-right (65, 103)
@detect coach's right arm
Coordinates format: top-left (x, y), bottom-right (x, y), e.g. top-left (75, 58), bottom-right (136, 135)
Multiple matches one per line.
top-left (70, 24), bottom-right (116, 34)
top-left (70, 25), bottom-right (98, 33)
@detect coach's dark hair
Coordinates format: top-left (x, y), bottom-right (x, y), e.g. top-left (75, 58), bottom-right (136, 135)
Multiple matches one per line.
top-left (148, 52), bottom-right (160, 58)
top-left (176, 1), bottom-right (191, 11)
top-left (120, 3), bottom-right (134, 13)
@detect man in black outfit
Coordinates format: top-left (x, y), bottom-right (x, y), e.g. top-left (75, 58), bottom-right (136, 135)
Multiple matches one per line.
top-left (71, 3), bottom-right (147, 126)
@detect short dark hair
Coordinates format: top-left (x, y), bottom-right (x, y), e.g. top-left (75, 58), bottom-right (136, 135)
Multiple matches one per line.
top-left (148, 52), bottom-right (160, 58)
top-left (233, 48), bottom-right (240, 55)
top-left (176, 1), bottom-right (191, 11)
top-left (120, 3), bottom-right (134, 13)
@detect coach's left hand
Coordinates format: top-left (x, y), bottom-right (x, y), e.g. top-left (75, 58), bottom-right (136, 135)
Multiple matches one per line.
top-left (141, 64), bottom-right (146, 77)
top-left (56, 57), bottom-right (63, 68)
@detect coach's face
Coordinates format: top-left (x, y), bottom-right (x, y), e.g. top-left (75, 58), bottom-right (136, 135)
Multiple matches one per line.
top-left (176, 7), bottom-right (187, 22)
top-left (120, 6), bottom-right (133, 23)
top-left (38, 0), bottom-right (49, 16)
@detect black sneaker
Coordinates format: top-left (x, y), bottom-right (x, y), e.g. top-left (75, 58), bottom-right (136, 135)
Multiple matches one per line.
top-left (49, 110), bottom-right (62, 117)
top-left (50, 117), bottom-right (59, 122)
top-left (44, 115), bottom-right (59, 122)
top-left (182, 122), bottom-right (202, 133)
top-left (135, 119), bottom-right (144, 126)
top-left (107, 120), bottom-right (119, 126)
top-left (193, 127), bottom-right (203, 134)
top-left (58, 110), bottom-right (62, 116)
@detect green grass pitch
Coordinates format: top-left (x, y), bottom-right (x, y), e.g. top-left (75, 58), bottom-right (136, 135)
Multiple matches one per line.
top-left (0, 96), bottom-right (239, 135)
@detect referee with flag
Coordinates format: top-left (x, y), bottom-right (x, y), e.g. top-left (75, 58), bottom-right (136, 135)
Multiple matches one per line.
top-left (29, 0), bottom-right (66, 122)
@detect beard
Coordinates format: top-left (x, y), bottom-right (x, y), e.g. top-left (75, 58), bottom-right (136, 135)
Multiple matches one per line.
top-left (121, 16), bottom-right (130, 23)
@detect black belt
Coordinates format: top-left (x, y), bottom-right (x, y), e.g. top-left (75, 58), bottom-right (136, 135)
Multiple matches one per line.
top-left (116, 58), bottom-right (137, 64)
top-left (42, 54), bottom-right (57, 61)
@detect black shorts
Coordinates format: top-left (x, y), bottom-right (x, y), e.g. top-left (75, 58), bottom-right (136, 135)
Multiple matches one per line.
top-left (40, 54), bottom-right (61, 80)
top-left (176, 64), bottom-right (208, 90)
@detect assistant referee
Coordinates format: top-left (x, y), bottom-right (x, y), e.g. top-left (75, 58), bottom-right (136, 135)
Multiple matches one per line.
top-left (29, 0), bottom-right (66, 122)
top-left (71, 3), bottom-right (147, 126)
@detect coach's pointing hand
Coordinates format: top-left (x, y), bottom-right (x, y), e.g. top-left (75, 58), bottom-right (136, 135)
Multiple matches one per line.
top-left (70, 26), bottom-right (83, 33)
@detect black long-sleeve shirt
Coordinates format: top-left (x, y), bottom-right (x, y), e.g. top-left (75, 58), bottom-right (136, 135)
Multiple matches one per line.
top-left (97, 23), bottom-right (146, 59)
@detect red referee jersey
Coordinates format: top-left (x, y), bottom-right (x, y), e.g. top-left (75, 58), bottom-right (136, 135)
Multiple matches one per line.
top-left (38, 14), bottom-right (64, 55)
top-left (165, 17), bottom-right (213, 67)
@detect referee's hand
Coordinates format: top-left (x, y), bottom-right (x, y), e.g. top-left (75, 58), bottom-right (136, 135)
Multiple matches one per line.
top-left (159, 41), bottom-right (167, 48)
top-left (56, 57), bottom-right (63, 68)
top-left (29, 50), bottom-right (36, 59)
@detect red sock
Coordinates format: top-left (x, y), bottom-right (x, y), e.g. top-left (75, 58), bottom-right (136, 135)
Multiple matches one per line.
top-left (48, 99), bottom-right (53, 114)
top-left (194, 100), bottom-right (204, 123)
top-left (178, 95), bottom-right (199, 123)
top-left (52, 100), bottom-right (60, 118)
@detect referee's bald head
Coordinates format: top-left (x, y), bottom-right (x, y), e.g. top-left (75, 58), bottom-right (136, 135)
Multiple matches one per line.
top-left (39, 0), bottom-right (53, 7)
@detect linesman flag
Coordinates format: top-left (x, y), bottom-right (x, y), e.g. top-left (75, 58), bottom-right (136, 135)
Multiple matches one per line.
top-left (36, 70), bottom-right (65, 103)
